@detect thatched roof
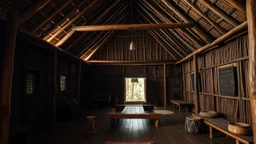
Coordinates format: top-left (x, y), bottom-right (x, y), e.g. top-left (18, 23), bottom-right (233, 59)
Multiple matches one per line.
top-left (0, 0), bottom-right (247, 61)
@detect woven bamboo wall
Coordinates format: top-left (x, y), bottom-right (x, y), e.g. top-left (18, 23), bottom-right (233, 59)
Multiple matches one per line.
top-left (182, 35), bottom-right (251, 124)
top-left (91, 30), bottom-right (176, 61)
top-left (88, 65), bottom-right (182, 106)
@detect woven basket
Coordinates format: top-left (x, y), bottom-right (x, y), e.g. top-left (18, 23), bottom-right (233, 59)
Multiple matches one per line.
top-left (199, 111), bottom-right (218, 118)
top-left (228, 122), bottom-right (251, 136)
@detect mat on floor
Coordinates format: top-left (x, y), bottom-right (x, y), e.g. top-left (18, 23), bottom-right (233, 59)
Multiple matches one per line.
top-left (104, 141), bottom-right (153, 144)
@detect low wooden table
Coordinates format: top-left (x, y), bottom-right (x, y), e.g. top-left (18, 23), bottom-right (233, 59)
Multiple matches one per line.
top-left (108, 105), bottom-right (161, 127)
top-left (170, 100), bottom-right (193, 112)
top-left (192, 114), bottom-right (253, 144)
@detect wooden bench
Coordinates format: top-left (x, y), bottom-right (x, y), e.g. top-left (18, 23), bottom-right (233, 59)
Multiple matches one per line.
top-left (109, 105), bottom-right (161, 127)
top-left (170, 100), bottom-right (193, 112)
top-left (192, 114), bottom-right (254, 144)
top-left (108, 113), bottom-right (162, 127)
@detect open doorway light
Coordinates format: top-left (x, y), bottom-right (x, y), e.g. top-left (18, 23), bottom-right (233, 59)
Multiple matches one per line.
top-left (125, 77), bottom-right (146, 102)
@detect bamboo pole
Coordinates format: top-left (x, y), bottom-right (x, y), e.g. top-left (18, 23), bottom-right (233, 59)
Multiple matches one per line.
top-left (20, 0), bottom-right (50, 24)
top-left (246, 0), bottom-right (256, 142)
top-left (176, 21), bottom-right (248, 64)
top-left (0, 10), bottom-right (19, 144)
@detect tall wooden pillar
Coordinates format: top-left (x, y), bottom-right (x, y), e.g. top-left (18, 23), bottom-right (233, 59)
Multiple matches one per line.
top-left (52, 50), bottom-right (57, 123)
top-left (0, 11), bottom-right (19, 144)
top-left (247, 0), bottom-right (256, 142)
top-left (77, 62), bottom-right (82, 103)
top-left (193, 55), bottom-right (200, 113)
top-left (163, 63), bottom-right (167, 108)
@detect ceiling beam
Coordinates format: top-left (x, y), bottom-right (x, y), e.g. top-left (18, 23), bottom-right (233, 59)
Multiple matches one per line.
top-left (87, 60), bottom-right (175, 65)
top-left (46, 0), bottom-right (98, 42)
top-left (19, 0), bottom-right (51, 24)
top-left (226, 0), bottom-right (246, 13)
top-left (198, 0), bottom-right (240, 27)
top-left (176, 21), bottom-right (247, 64)
top-left (161, 0), bottom-right (214, 43)
top-left (72, 23), bottom-right (193, 32)
top-left (183, 0), bottom-right (226, 35)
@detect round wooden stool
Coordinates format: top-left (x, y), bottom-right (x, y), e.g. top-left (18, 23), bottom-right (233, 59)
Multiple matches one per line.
top-left (85, 116), bottom-right (98, 133)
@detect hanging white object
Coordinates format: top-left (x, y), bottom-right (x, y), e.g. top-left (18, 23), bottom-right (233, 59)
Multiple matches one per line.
top-left (129, 41), bottom-right (135, 51)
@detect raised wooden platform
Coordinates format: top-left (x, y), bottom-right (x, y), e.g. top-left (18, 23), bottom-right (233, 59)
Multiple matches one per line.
top-left (192, 114), bottom-right (254, 144)
top-left (170, 100), bottom-right (193, 112)
top-left (109, 105), bottom-right (161, 127)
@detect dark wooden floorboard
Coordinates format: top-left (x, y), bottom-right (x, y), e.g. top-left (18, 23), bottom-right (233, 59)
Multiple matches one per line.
top-left (34, 107), bottom-right (235, 144)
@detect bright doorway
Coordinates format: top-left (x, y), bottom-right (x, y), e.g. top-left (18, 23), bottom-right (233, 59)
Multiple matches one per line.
top-left (125, 77), bottom-right (146, 102)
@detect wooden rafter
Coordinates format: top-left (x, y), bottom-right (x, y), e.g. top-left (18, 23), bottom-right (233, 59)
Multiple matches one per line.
top-left (20, 0), bottom-right (51, 24)
top-left (183, 0), bottom-right (226, 35)
top-left (136, 8), bottom-right (184, 58)
top-left (155, 1), bottom-right (203, 47)
top-left (72, 23), bottom-right (193, 31)
top-left (41, 0), bottom-right (88, 38)
top-left (198, 0), bottom-right (240, 27)
top-left (31, 0), bottom-right (74, 33)
top-left (161, 0), bottom-right (214, 43)
top-left (87, 60), bottom-right (175, 64)
top-left (176, 21), bottom-right (247, 64)
top-left (226, 0), bottom-right (246, 13)
top-left (46, 0), bottom-right (98, 42)
top-left (141, 0), bottom-right (196, 51)
top-left (64, 0), bottom-right (124, 50)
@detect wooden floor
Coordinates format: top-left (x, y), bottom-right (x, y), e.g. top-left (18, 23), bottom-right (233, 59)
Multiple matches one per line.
top-left (33, 107), bottom-right (236, 144)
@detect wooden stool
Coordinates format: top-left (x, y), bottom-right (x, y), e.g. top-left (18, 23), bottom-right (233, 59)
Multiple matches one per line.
top-left (85, 116), bottom-right (98, 133)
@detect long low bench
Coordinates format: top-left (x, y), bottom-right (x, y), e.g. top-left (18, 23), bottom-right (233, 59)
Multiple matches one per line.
top-left (109, 105), bottom-right (162, 127)
top-left (170, 100), bottom-right (193, 112)
top-left (192, 114), bottom-right (254, 144)
top-left (108, 113), bottom-right (162, 127)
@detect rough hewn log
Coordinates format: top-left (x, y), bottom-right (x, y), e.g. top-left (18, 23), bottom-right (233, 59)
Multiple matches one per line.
top-left (198, 0), bottom-right (240, 27)
top-left (73, 23), bottom-right (193, 32)
top-left (46, 0), bottom-right (98, 42)
top-left (161, 0), bottom-right (214, 43)
top-left (193, 55), bottom-right (200, 113)
top-left (87, 60), bottom-right (175, 65)
top-left (246, 0), bottom-right (256, 142)
top-left (20, 0), bottom-right (50, 24)
top-left (0, 10), bottom-right (19, 144)
top-left (184, 0), bottom-right (226, 34)
top-left (226, 0), bottom-right (246, 13)
top-left (176, 21), bottom-right (247, 64)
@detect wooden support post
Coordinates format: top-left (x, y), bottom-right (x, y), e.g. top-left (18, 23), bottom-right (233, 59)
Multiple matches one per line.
top-left (209, 126), bottom-right (213, 138)
top-left (77, 62), bottom-right (81, 102)
top-left (0, 10), bottom-right (19, 144)
top-left (246, 0), bottom-right (256, 142)
top-left (193, 55), bottom-right (200, 113)
top-left (52, 50), bottom-right (57, 124)
top-left (164, 63), bottom-right (167, 108)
